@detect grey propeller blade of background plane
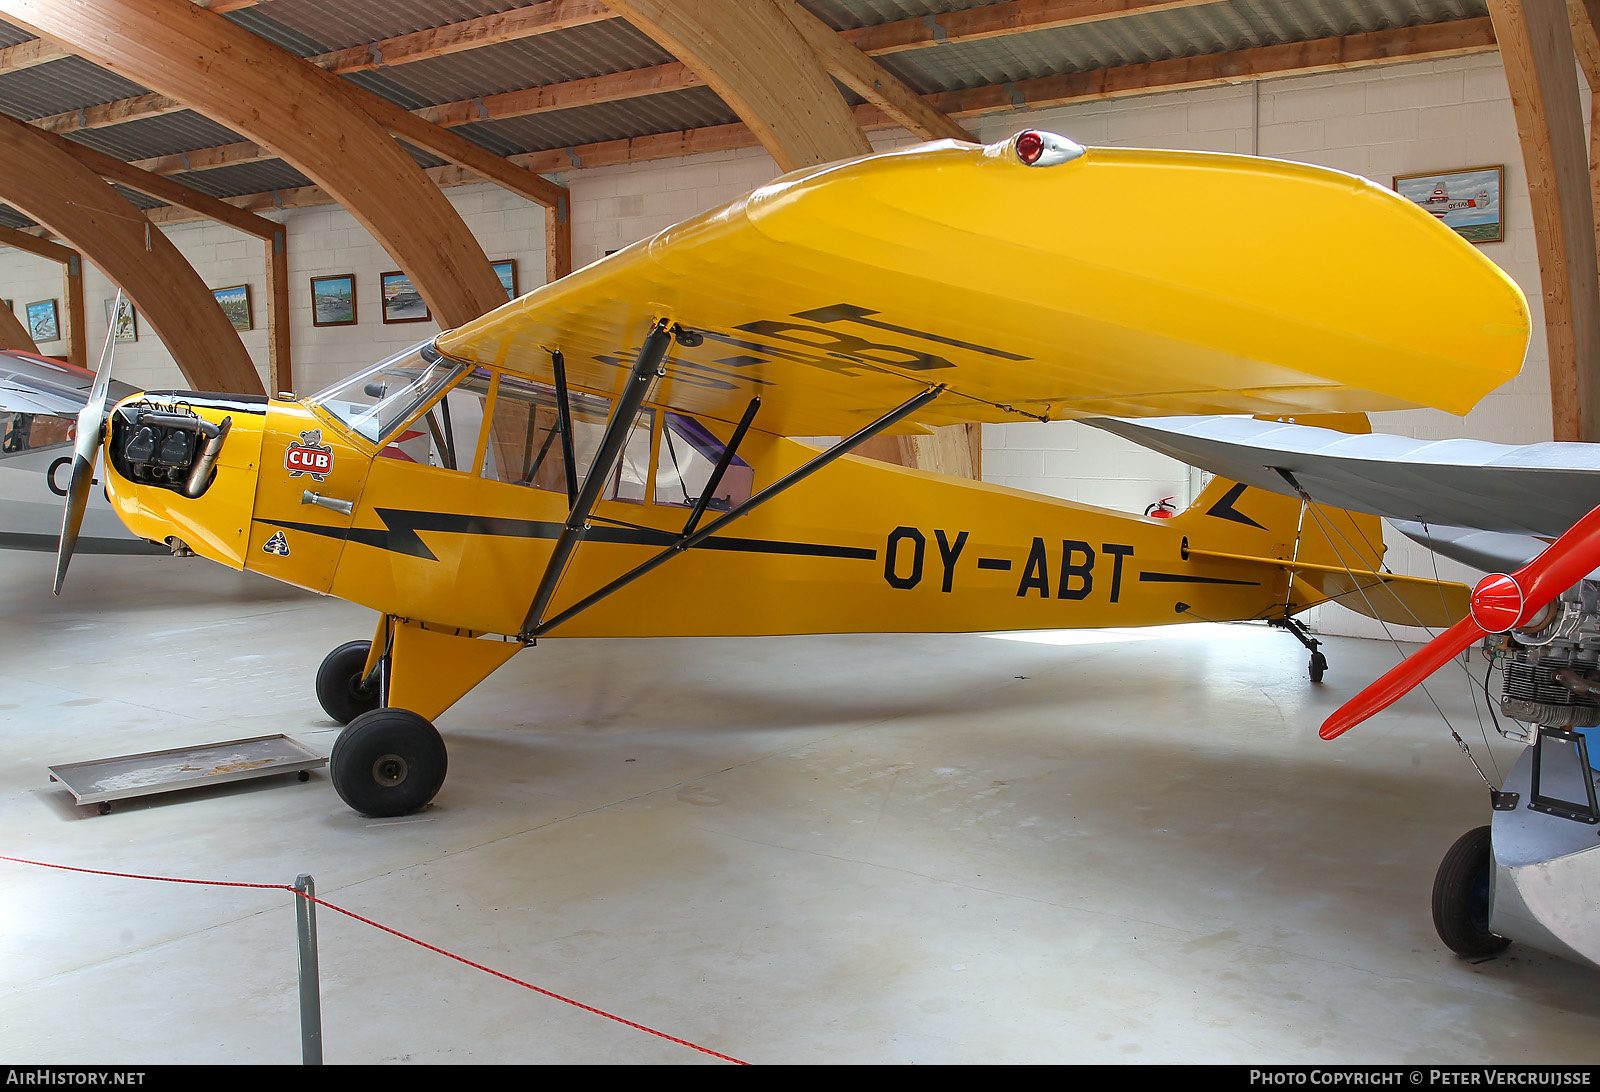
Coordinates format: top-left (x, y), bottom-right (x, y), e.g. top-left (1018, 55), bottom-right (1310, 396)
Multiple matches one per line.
top-left (53, 292), bottom-right (124, 595)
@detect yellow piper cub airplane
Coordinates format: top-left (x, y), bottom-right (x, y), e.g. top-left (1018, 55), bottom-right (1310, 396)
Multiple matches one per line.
top-left (53, 132), bottom-right (1530, 817)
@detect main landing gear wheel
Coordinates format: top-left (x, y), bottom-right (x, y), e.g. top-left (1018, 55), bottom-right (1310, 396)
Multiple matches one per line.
top-left (1432, 825), bottom-right (1510, 959)
top-left (316, 640), bottom-right (380, 725)
top-left (1309, 650), bottom-right (1328, 684)
top-left (330, 708), bottom-right (447, 817)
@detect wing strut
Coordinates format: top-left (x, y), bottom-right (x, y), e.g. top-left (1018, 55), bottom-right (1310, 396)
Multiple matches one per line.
top-left (550, 348), bottom-right (579, 507)
top-left (520, 319), bottom-right (675, 639)
top-left (524, 381), bottom-right (945, 641)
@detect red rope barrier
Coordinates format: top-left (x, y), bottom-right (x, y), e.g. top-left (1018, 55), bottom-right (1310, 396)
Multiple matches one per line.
top-left (1, 853), bottom-right (749, 1065)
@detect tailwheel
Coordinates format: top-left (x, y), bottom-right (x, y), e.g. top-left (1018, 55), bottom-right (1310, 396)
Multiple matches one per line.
top-left (1432, 825), bottom-right (1510, 959)
top-left (315, 640), bottom-right (380, 725)
top-left (330, 707), bottom-right (447, 817)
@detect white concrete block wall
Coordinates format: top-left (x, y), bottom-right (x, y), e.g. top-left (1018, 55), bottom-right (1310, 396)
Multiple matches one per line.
top-left (0, 185), bottom-right (547, 398)
top-left (0, 53), bottom-right (1557, 640)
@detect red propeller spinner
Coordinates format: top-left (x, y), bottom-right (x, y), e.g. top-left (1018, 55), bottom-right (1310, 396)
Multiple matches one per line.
top-left (1320, 501), bottom-right (1600, 740)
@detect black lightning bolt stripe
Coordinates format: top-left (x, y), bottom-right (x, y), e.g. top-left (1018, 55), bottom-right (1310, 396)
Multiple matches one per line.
top-left (257, 508), bottom-right (878, 564)
top-left (1138, 571), bottom-right (1260, 586)
top-left (1203, 481), bottom-right (1267, 530)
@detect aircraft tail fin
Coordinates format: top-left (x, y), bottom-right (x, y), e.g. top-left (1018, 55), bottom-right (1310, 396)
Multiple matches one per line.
top-left (1169, 413), bottom-right (1468, 629)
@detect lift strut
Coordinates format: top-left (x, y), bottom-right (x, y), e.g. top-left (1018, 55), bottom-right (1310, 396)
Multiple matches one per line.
top-left (520, 320), bottom-right (674, 638)
top-left (525, 381), bottom-right (946, 640)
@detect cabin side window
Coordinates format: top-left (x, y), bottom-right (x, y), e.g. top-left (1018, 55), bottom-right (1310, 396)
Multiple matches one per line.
top-left (0, 412), bottom-right (73, 457)
top-left (654, 413), bottom-right (753, 512)
top-left (478, 371), bottom-right (652, 503)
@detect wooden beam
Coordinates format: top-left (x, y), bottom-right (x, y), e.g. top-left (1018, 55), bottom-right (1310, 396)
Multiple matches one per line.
top-left (265, 226), bottom-right (291, 395)
top-left (136, 19), bottom-right (1501, 227)
top-left (0, 296), bottom-right (39, 353)
top-left (29, 123), bottom-right (281, 240)
top-left (310, 0), bottom-right (609, 75)
top-left (921, 17), bottom-right (1499, 116)
top-left (1567, 0), bottom-right (1600, 390)
top-left (414, 61), bottom-right (702, 128)
top-left (118, 13), bottom-right (1492, 195)
top-left (0, 0), bottom-right (506, 329)
top-left (776, 0), bottom-right (972, 143)
top-left (844, 0), bottom-right (1225, 56)
top-left (0, 221), bottom-right (74, 261)
top-left (29, 1), bottom-right (1219, 140)
top-left (347, 89), bottom-right (566, 209)
top-left (0, 35), bottom-right (66, 75)
top-left (545, 196), bottom-right (572, 283)
top-left (606, 0), bottom-right (870, 170)
top-left (60, 248), bottom-right (83, 366)
top-left (1489, 0), bottom-right (1600, 441)
top-left (0, 111), bottom-right (261, 391)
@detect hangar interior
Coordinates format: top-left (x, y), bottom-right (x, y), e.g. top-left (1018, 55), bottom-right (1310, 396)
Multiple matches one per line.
top-left (0, 0), bottom-right (1597, 1065)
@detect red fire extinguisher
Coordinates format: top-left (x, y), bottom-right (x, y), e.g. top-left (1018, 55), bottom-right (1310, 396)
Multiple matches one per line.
top-left (1145, 497), bottom-right (1178, 519)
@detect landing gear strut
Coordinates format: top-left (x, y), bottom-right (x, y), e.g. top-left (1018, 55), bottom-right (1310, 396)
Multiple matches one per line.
top-left (315, 640), bottom-right (380, 725)
top-left (1269, 616), bottom-right (1327, 683)
top-left (329, 707), bottom-right (448, 817)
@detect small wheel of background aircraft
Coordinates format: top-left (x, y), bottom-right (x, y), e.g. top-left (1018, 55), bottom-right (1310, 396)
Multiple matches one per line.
top-left (41, 133), bottom-right (1530, 820)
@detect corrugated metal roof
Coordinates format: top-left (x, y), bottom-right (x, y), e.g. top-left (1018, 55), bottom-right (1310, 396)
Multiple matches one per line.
top-left (221, 7), bottom-right (329, 58)
top-left (881, 0), bottom-right (1489, 92)
top-left (64, 112), bottom-right (245, 163)
top-left (801, 0), bottom-right (996, 32)
top-left (354, 19), bottom-right (674, 106)
top-left (0, 0), bottom-right (1503, 211)
top-left (0, 56), bottom-right (149, 121)
top-left (0, 206), bottom-right (37, 230)
top-left (450, 86), bottom-right (741, 157)
top-left (108, 183), bottom-right (166, 212)
top-left (246, 0), bottom-right (530, 51)
top-left (168, 159), bottom-right (314, 200)
top-left (0, 20), bottom-right (35, 50)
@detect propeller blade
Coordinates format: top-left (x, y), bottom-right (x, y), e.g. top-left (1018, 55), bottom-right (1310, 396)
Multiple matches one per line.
top-left (53, 294), bottom-right (123, 595)
top-left (1321, 500), bottom-right (1600, 739)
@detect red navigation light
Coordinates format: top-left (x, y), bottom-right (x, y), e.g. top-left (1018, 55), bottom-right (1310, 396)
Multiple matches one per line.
top-left (1015, 131), bottom-right (1045, 165)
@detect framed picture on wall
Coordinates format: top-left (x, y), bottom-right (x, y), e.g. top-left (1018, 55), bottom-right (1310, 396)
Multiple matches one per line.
top-left (491, 259), bottom-right (518, 301)
top-left (213, 284), bottom-right (253, 331)
top-left (25, 299), bottom-right (59, 343)
top-left (104, 297), bottom-right (138, 343)
top-left (310, 274), bottom-right (357, 327)
top-left (380, 271), bottom-right (430, 324)
top-left (1393, 165), bottom-right (1504, 244)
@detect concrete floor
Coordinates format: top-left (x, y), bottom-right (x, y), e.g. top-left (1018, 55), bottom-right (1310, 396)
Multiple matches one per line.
top-left (1, 549), bottom-right (1597, 1065)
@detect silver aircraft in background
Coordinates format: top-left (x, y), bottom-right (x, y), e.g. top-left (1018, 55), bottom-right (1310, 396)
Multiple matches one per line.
top-left (1093, 414), bottom-right (1600, 974)
top-left (0, 348), bottom-right (155, 555)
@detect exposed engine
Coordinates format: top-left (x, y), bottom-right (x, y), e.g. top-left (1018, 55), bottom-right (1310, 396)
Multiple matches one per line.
top-left (108, 400), bottom-right (231, 499)
top-left (1488, 581), bottom-right (1600, 738)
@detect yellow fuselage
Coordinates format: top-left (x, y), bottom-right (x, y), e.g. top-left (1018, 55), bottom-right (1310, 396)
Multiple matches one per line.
top-left (106, 386), bottom-right (1312, 640)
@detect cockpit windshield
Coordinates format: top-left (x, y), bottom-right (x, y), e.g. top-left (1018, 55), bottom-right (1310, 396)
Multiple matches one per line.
top-left (309, 340), bottom-right (468, 445)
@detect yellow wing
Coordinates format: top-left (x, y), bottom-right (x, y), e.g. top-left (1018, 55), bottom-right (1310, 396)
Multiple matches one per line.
top-left (437, 135), bottom-right (1530, 437)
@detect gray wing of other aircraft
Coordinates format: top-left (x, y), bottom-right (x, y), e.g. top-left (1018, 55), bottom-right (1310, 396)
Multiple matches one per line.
top-left (0, 349), bottom-right (152, 554)
top-left (1086, 416), bottom-right (1600, 540)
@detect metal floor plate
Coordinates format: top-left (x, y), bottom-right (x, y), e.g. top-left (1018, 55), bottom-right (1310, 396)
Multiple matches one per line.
top-left (47, 734), bottom-right (326, 808)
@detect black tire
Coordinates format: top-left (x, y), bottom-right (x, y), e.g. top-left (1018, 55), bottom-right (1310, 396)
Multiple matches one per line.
top-left (316, 640), bottom-right (380, 725)
top-left (1309, 651), bottom-right (1328, 684)
top-left (1432, 825), bottom-right (1510, 959)
top-left (330, 708), bottom-right (448, 817)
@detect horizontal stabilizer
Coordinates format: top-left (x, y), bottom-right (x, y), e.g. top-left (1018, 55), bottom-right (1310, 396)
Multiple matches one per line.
top-left (1088, 416), bottom-right (1600, 538)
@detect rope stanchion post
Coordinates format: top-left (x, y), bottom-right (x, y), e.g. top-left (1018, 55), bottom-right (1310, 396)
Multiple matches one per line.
top-left (293, 874), bottom-right (323, 1065)
top-left (0, 854), bottom-right (747, 1063)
